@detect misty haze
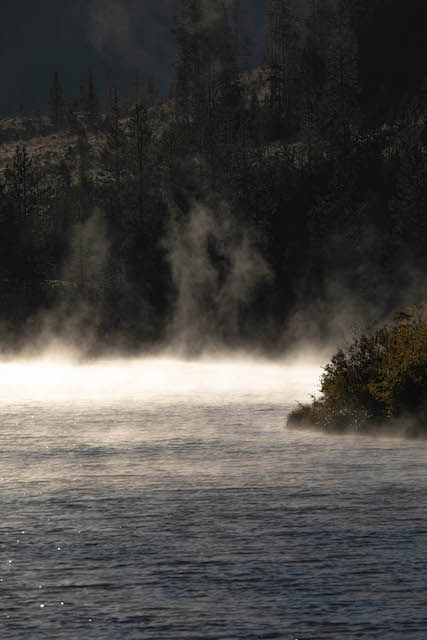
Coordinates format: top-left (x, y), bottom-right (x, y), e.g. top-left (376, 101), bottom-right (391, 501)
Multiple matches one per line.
top-left (0, 1), bottom-right (426, 639)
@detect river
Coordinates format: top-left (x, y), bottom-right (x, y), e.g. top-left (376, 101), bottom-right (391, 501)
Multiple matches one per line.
top-left (1, 358), bottom-right (426, 639)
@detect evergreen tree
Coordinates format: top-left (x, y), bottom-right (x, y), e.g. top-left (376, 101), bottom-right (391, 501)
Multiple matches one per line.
top-left (172, 0), bottom-right (202, 108)
top-left (4, 145), bottom-right (51, 219)
top-left (126, 104), bottom-right (152, 217)
top-left (390, 122), bottom-right (427, 265)
top-left (146, 77), bottom-right (160, 107)
top-left (70, 128), bottom-right (94, 292)
top-left (250, 89), bottom-right (266, 153)
top-left (3, 145), bottom-right (52, 284)
top-left (308, 0), bottom-right (333, 54)
top-left (324, 0), bottom-right (360, 155)
top-left (172, 0), bottom-right (237, 132)
top-left (49, 71), bottom-right (65, 130)
top-left (101, 89), bottom-right (126, 231)
top-left (265, 0), bottom-right (300, 140)
top-left (300, 99), bottom-right (323, 189)
top-left (76, 126), bottom-right (93, 225)
top-left (52, 152), bottom-right (74, 273)
top-left (102, 70), bottom-right (116, 123)
top-left (79, 84), bottom-right (87, 114)
top-left (127, 71), bottom-right (142, 108)
top-left (82, 72), bottom-right (99, 129)
top-left (227, 0), bottom-right (250, 75)
top-left (64, 98), bottom-right (79, 132)
top-left (303, 0), bottom-right (333, 117)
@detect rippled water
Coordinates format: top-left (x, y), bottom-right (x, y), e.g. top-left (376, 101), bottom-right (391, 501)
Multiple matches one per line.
top-left (1, 358), bottom-right (426, 639)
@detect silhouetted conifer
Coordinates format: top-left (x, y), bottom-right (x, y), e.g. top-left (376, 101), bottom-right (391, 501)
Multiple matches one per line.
top-left (227, 0), bottom-right (250, 75)
top-left (146, 77), bottom-right (160, 107)
top-left (101, 90), bottom-right (126, 229)
top-left (126, 104), bottom-right (152, 217)
top-left (102, 71), bottom-right (116, 123)
top-left (82, 72), bottom-right (100, 129)
top-left (127, 71), bottom-right (142, 109)
top-left (76, 127), bottom-right (92, 223)
top-left (265, 0), bottom-right (300, 140)
top-left (390, 120), bottom-right (427, 266)
top-left (172, 0), bottom-right (237, 139)
top-left (324, 0), bottom-right (360, 155)
top-left (49, 72), bottom-right (65, 130)
top-left (3, 145), bottom-right (52, 285)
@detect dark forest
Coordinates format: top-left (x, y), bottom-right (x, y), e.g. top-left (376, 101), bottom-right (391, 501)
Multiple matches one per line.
top-left (0, 0), bottom-right (426, 355)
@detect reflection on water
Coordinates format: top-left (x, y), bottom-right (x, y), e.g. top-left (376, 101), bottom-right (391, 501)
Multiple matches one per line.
top-left (1, 359), bottom-right (426, 639)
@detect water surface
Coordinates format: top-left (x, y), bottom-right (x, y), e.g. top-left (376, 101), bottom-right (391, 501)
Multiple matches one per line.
top-left (1, 359), bottom-right (426, 639)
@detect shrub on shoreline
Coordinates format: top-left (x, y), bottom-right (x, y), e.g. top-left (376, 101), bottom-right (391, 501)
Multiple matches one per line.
top-left (287, 302), bottom-right (427, 437)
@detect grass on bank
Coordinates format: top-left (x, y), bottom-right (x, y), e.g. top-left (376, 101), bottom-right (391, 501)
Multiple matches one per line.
top-left (287, 302), bottom-right (427, 437)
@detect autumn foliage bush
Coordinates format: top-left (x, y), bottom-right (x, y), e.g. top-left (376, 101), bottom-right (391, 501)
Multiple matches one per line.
top-left (287, 302), bottom-right (427, 436)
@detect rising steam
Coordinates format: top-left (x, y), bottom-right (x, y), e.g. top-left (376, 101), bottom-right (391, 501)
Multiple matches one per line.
top-left (165, 202), bottom-right (271, 352)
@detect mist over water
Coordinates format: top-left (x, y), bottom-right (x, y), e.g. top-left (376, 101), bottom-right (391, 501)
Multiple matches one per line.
top-left (0, 356), bottom-right (321, 404)
top-left (1, 356), bottom-right (427, 639)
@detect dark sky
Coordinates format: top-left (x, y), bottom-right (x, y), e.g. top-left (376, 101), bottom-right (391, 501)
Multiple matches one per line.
top-left (0, 0), bottom-right (265, 115)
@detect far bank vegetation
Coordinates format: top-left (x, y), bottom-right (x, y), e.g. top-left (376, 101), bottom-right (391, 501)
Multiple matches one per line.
top-left (287, 302), bottom-right (427, 437)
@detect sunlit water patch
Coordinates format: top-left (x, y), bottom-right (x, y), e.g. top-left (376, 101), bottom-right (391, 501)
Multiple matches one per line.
top-left (1, 358), bottom-right (426, 639)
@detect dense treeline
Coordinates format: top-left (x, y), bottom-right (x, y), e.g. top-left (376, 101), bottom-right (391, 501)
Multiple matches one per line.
top-left (0, 0), bottom-right (426, 353)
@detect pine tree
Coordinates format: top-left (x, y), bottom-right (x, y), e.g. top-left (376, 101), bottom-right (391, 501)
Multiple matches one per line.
top-left (127, 104), bottom-right (152, 217)
top-left (52, 153), bottom-right (74, 271)
top-left (248, 89), bottom-right (263, 150)
top-left (79, 84), bottom-right (87, 113)
top-left (101, 90), bottom-right (126, 228)
top-left (172, 0), bottom-right (237, 130)
top-left (146, 77), bottom-right (160, 107)
top-left (49, 71), bottom-right (65, 130)
top-left (300, 100), bottom-right (323, 188)
top-left (324, 0), bottom-right (360, 155)
top-left (0, 177), bottom-right (11, 279)
top-left (99, 89), bottom-right (128, 287)
top-left (3, 145), bottom-right (52, 284)
top-left (83, 72), bottom-right (99, 129)
top-left (227, 0), bottom-right (250, 75)
top-left (127, 71), bottom-right (142, 108)
top-left (304, 0), bottom-right (333, 112)
top-left (71, 128), bottom-right (94, 292)
top-left (308, 0), bottom-right (333, 54)
top-left (390, 122), bottom-right (427, 264)
top-left (420, 76), bottom-right (427, 146)
top-left (64, 98), bottom-right (80, 132)
top-left (76, 126), bottom-right (92, 224)
top-left (172, 0), bottom-right (202, 108)
top-left (4, 146), bottom-right (50, 219)
top-left (265, 0), bottom-right (300, 140)
top-left (102, 71), bottom-right (116, 122)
